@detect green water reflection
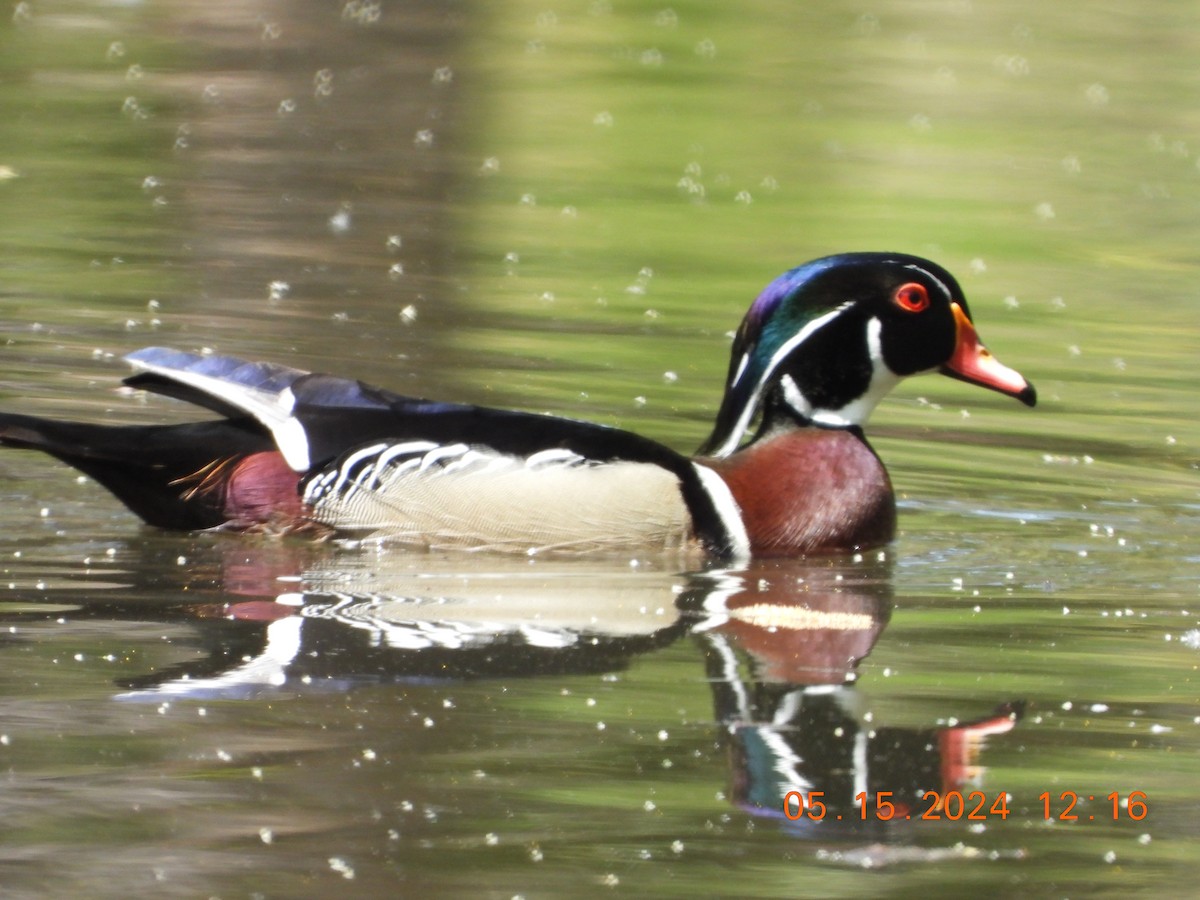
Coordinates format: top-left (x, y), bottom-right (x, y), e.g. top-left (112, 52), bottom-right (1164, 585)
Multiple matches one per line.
top-left (0, 1), bottom-right (1197, 897)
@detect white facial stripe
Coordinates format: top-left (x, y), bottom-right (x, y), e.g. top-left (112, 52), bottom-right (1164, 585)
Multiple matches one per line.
top-left (810, 316), bottom-right (900, 428)
top-left (779, 374), bottom-right (812, 420)
top-left (866, 314), bottom-right (885, 366)
top-left (902, 263), bottom-right (952, 300)
top-left (710, 301), bottom-right (853, 457)
top-left (730, 352), bottom-right (751, 388)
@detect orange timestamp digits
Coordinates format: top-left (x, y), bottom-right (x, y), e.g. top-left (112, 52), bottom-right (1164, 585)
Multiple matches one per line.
top-left (782, 790), bottom-right (1013, 822)
top-left (1039, 790), bottom-right (1148, 821)
top-left (781, 790), bottom-right (1149, 822)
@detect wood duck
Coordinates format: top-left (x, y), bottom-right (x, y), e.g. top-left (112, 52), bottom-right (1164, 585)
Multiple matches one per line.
top-left (0, 252), bottom-right (1035, 559)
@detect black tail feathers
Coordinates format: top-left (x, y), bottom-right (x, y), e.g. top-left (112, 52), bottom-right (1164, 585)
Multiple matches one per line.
top-left (0, 413), bottom-right (275, 530)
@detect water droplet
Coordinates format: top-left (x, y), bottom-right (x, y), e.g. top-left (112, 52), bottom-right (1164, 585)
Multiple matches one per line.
top-left (676, 176), bottom-right (705, 199)
top-left (313, 68), bottom-right (334, 99)
top-left (328, 857), bottom-right (356, 879)
top-left (853, 13), bottom-right (880, 36)
top-left (995, 54), bottom-right (1029, 76)
top-left (328, 202), bottom-right (352, 234)
top-left (342, 0), bottom-right (381, 25)
top-left (1085, 83), bottom-right (1109, 106)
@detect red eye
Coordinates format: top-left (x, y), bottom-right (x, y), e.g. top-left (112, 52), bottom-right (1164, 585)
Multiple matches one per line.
top-left (894, 282), bottom-right (930, 313)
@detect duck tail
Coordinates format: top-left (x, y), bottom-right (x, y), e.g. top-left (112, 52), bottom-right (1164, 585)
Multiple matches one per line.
top-left (0, 413), bottom-right (277, 530)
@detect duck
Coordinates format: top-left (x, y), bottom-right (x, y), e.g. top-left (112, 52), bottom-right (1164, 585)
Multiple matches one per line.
top-left (0, 252), bottom-right (1035, 560)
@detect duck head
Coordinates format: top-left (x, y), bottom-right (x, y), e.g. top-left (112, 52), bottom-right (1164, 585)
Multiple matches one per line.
top-left (701, 252), bottom-right (1036, 457)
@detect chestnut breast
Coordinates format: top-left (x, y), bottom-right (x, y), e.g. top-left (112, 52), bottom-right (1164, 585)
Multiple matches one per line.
top-left (699, 428), bottom-right (896, 555)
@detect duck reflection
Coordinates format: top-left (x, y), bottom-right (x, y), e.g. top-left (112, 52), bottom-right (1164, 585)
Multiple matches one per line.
top-left (115, 545), bottom-right (695, 698)
top-left (682, 558), bottom-right (1022, 835)
top-left (24, 538), bottom-right (1020, 837)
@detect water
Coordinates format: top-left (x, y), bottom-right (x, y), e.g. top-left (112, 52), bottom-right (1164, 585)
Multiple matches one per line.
top-left (0, 1), bottom-right (1197, 896)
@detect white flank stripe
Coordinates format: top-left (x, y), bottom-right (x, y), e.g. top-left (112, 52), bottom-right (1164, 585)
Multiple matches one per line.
top-left (416, 443), bottom-right (470, 473)
top-left (525, 448), bottom-right (585, 469)
top-left (374, 440), bottom-right (438, 470)
top-left (692, 463), bottom-right (750, 561)
top-left (440, 449), bottom-right (504, 475)
top-left (330, 443), bottom-right (389, 494)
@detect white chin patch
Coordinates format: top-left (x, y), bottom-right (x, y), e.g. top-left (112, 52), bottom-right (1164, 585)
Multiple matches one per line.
top-left (786, 317), bottom-right (900, 428)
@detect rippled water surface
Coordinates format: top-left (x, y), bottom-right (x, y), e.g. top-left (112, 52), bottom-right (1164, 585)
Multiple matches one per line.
top-left (0, 2), bottom-right (1197, 897)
